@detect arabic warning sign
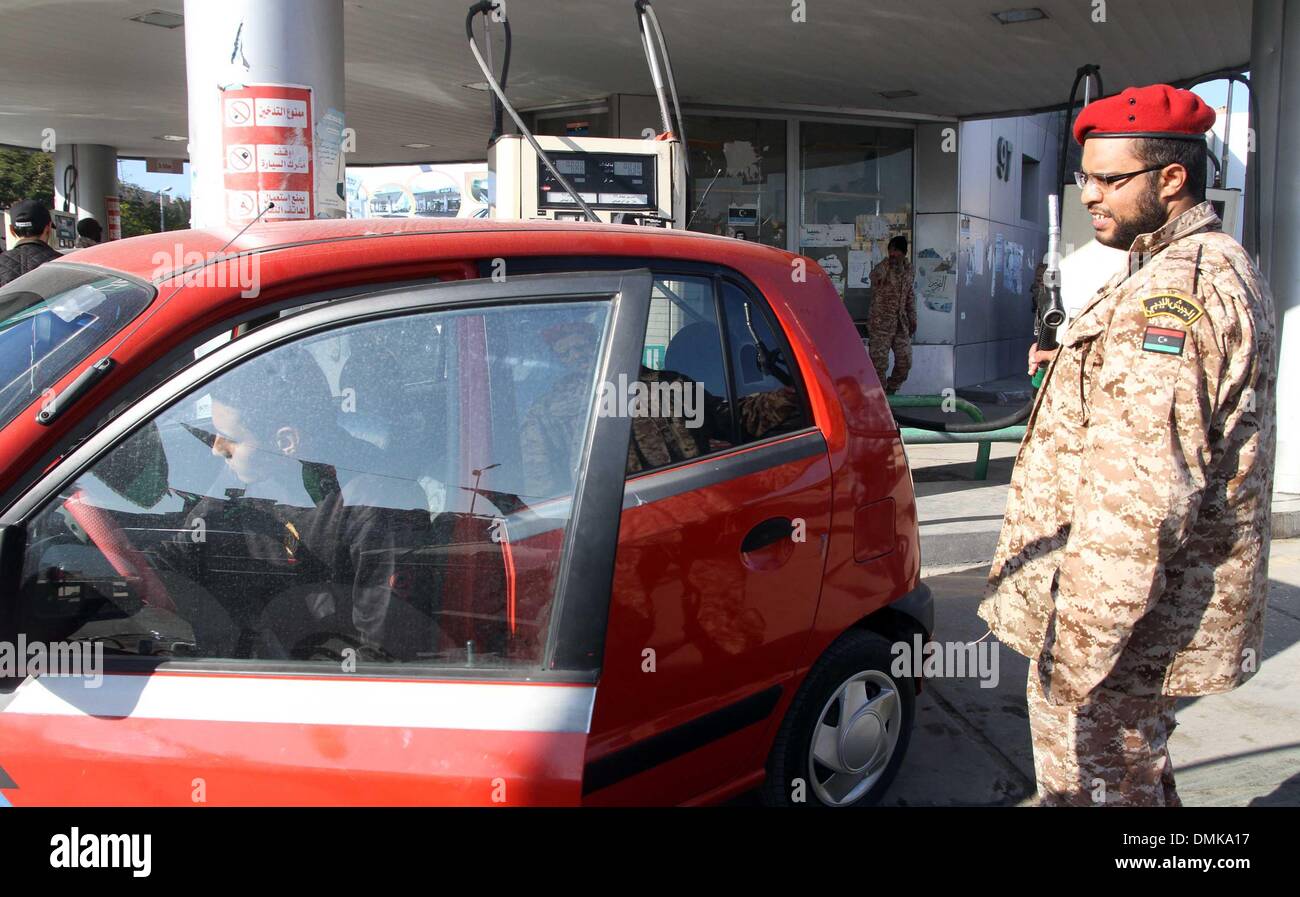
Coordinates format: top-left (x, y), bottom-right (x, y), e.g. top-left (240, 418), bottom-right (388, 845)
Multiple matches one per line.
top-left (221, 84), bottom-right (314, 224)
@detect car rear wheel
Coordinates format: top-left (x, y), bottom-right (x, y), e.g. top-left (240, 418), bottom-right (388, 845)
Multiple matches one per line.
top-left (762, 627), bottom-right (916, 807)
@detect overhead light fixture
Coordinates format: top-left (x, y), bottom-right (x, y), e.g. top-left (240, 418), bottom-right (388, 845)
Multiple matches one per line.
top-left (155, 134), bottom-right (188, 142)
top-left (992, 7), bottom-right (1047, 25)
top-left (403, 142), bottom-right (433, 149)
top-left (879, 89), bottom-right (919, 100)
top-left (129, 10), bottom-right (185, 29)
top-left (462, 81), bottom-right (491, 91)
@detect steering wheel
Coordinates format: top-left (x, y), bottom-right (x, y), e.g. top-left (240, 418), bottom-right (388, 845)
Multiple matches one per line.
top-left (63, 489), bottom-right (178, 612)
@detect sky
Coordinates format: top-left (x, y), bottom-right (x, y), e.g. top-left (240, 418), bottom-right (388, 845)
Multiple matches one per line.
top-left (117, 158), bottom-right (191, 199)
top-left (1191, 75), bottom-right (1252, 114)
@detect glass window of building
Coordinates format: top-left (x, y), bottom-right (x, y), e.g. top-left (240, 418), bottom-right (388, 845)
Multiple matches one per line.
top-left (798, 122), bottom-right (913, 322)
top-left (684, 115), bottom-right (787, 248)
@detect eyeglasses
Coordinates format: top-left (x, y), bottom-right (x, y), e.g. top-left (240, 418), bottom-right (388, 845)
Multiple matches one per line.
top-left (1073, 165), bottom-right (1166, 192)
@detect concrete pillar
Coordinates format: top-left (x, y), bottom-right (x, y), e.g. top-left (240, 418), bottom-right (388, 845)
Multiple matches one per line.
top-left (51, 143), bottom-right (117, 228)
top-left (183, 0), bottom-right (345, 229)
top-left (1251, 0), bottom-right (1299, 494)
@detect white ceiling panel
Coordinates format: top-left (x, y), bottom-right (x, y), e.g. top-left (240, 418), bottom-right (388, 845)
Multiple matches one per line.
top-left (0, 0), bottom-right (1253, 163)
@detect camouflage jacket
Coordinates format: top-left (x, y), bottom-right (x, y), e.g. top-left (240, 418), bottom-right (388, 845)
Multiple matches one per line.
top-left (980, 201), bottom-right (1277, 703)
top-left (868, 258), bottom-right (916, 333)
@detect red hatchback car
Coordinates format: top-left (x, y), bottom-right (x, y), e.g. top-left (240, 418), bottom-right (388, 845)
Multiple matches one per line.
top-left (0, 219), bottom-right (928, 807)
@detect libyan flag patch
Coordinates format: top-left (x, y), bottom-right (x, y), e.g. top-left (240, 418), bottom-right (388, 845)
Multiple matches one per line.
top-left (1143, 326), bottom-right (1186, 355)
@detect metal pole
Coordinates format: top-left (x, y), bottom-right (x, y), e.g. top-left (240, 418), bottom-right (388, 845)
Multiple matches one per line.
top-left (183, 0), bottom-right (345, 228)
top-left (1221, 80), bottom-right (1234, 188)
top-left (1251, 0), bottom-right (1299, 493)
top-left (52, 144), bottom-right (117, 228)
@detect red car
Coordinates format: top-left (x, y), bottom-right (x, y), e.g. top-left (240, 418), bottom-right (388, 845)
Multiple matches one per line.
top-left (0, 219), bottom-right (927, 807)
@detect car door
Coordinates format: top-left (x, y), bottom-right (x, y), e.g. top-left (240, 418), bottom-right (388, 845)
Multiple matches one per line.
top-left (0, 270), bottom-right (651, 806)
top-left (583, 272), bottom-right (834, 805)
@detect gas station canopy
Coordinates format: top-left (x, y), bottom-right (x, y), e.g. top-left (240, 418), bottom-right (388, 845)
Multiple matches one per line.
top-left (0, 0), bottom-right (1252, 164)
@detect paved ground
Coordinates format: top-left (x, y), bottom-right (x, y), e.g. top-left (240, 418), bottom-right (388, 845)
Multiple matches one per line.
top-left (879, 540), bottom-right (1300, 806)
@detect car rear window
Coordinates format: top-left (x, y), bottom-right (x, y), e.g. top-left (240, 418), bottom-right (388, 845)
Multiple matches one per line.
top-left (0, 265), bottom-right (154, 431)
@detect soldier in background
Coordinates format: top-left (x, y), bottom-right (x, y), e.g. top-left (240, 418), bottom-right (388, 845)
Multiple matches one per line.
top-left (867, 235), bottom-right (917, 394)
top-left (983, 85), bottom-right (1277, 806)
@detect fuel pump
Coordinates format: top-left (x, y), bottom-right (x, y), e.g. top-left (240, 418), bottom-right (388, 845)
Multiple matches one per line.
top-left (469, 0), bottom-right (688, 227)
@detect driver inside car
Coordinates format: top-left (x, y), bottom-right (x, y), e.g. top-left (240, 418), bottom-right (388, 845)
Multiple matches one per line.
top-left (165, 347), bottom-right (432, 661)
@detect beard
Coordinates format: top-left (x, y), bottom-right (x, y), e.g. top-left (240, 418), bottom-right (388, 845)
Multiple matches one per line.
top-left (1097, 176), bottom-right (1168, 250)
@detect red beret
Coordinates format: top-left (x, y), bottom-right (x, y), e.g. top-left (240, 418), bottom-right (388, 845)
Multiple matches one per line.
top-left (1073, 84), bottom-right (1216, 144)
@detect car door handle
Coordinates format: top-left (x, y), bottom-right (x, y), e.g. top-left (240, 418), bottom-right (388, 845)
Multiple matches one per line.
top-left (741, 517), bottom-right (794, 554)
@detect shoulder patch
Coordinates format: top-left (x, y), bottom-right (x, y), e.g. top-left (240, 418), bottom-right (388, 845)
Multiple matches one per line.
top-left (1142, 326), bottom-right (1185, 356)
top-left (1142, 292), bottom-right (1204, 326)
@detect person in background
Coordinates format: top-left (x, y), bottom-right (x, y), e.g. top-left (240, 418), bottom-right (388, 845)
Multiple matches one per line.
top-left (74, 217), bottom-right (103, 249)
top-left (867, 235), bottom-right (917, 394)
top-left (0, 200), bottom-right (61, 286)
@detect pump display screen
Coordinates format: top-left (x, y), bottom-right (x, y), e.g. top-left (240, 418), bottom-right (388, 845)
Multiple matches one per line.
top-left (538, 150), bottom-right (656, 210)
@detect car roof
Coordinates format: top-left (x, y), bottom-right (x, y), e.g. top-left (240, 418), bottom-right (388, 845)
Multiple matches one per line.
top-left (61, 218), bottom-right (795, 284)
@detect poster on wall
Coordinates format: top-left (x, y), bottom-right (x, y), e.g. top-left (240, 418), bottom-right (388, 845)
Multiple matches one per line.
top-left (799, 223), bottom-right (854, 247)
top-left (221, 83), bottom-right (315, 225)
top-left (991, 233), bottom-right (1005, 297)
top-left (805, 246), bottom-right (848, 295)
top-left (1005, 241), bottom-right (1024, 296)
top-left (316, 107), bottom-right (347, 217)
top-left (916, 247), bottom-right (956, 314)
top-left (847, 250), bottom-right (872, 290)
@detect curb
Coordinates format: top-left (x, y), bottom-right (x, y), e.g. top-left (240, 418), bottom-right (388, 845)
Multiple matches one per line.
top-left (1274, 500), bottom-right (1300, 540)
top-left (920, 529), bottom-right (1001, 569)
top-left (922, 496), bottom-right (1300, 569)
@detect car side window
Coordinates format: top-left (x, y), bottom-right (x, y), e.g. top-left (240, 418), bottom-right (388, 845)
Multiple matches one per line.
top-left (719, 280), bottom-right (808, 442)
top-left (626, 276), bottom-right (736, 474)
top-left (15, 300), bottom-right (611, 673)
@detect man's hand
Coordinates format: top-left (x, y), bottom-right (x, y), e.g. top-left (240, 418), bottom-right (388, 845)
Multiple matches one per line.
top-left (1027, 342), bottom-right (1058, 375)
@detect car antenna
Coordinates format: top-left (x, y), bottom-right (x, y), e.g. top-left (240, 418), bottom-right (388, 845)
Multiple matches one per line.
top-left (465, 1), bottom-right (599, 224)
top-left (36, 202), bottom-right (277, 427)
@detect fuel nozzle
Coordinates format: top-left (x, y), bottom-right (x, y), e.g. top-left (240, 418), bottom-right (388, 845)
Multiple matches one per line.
top-left (1032, 195), bottom-right (1067, 389)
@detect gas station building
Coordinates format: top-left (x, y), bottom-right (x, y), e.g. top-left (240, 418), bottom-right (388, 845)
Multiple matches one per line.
top-left (0, 0), bottom-right (1295, 492)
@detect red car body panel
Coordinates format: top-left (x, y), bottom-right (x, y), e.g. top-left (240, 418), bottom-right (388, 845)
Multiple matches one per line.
top-left (0, 219), bottom-right (920, 805)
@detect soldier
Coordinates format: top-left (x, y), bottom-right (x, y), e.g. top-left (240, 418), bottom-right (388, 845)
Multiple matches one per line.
top-left (867, 235), bottom-right (917, 394)
top-left (981, 84), bottom-right (1277, 807)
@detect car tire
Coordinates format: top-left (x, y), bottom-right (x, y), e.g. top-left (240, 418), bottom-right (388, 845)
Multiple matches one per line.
top-left (762, 627), bottom-right (916, 807)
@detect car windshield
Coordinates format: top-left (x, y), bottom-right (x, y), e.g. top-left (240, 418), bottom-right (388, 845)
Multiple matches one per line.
top-left (0, 265), bottom-right (154, 430)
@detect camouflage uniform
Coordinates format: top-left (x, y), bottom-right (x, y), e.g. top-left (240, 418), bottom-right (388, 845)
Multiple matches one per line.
top-left (867, 257), bottom-right (917, 391)
top-left (980, 201), bottom-right (1277, 806)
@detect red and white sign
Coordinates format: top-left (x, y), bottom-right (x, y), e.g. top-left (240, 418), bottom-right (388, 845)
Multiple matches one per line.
top-left (104, 195), bottom-right (121, 241)
top-left (221, 84), bottom-right (314, 224)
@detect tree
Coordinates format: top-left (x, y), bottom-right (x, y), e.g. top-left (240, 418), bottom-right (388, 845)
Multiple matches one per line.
top-left (117, 183), bottom-right (191, 238)
top-left (0, 147), bottom-right (54, 208)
